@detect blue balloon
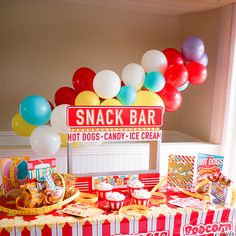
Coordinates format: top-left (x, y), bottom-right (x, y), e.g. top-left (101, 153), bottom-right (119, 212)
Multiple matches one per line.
top-left (117, 85), bottom-right (137, 105)
top-left (19, 95), bottom-right (52, 126)
top-left (177, 81), bottom-right (189, 92)
top-left (144, 71), bottom-right (165, 92)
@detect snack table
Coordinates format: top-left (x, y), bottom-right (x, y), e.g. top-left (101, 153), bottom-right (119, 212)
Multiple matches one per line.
top-left (0, 190), bottom-right (235, 236)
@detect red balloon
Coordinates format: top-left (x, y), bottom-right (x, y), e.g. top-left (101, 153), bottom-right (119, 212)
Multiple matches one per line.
top-left (186, 62), bottom-right (207, 85)
top-left (157, 84), bottom-right (182, 112)
top-left (162, 48), bottom-right (184, 66)
top-left (165, 64), bottom-right (188, 87)
top-left (72, 67), bottom-right (96, 93)
top-left (54, 87), bottom-right (77, 106)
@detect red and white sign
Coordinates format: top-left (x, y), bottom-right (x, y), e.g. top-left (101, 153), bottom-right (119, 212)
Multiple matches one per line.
top-left (67, 106), bottom-right (163, 128)
top-left (67, 106), bottom-right (163, 142)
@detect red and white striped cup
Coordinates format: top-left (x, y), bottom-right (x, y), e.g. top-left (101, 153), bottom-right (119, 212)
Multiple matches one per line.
top-left (132, 196), bottom-right (150, 206)
top-left (127, 186), bottom-right (141, 196)
top-left (107, 199), bottom-right (124, 211)
top-left (96, 189), bottom-right (112, 200)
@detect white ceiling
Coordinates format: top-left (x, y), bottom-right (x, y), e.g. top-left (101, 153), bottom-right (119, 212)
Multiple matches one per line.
top-left (56, 0), bottom-right (236, 15)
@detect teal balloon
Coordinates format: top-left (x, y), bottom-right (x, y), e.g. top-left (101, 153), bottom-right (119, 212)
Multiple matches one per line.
top-left (117, 85), bottom-right (137, 105)
top-left (17, 160), bottom-right (28, 180)
top-left (20, 95), bottom-right (52, 126)
top-left (177, 81), bottom-right (189, 91)
top-left (145, 71), bottom-right (165, 92)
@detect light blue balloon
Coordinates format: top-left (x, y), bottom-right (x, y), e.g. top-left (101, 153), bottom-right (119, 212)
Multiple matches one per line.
top-left (145, 71), bottom-right (165, 92)
top-left (196, 53), bottom-right (208, 66)
top-left (19, 95), bottom-right (52, 126)
top-left (177, 81), bottom-right (189, 91)
top-left (117, 85), bottom-right (137, 105)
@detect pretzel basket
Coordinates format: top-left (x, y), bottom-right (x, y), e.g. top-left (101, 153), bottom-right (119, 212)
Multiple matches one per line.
top-left (0, 173), bottom-right (80, 215)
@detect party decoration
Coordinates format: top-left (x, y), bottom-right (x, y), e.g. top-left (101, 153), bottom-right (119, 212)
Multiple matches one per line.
top-left (117, 85), bottom-right (137, 105)
top-left (54, 87), bottom-right (77, 106)
top-left (75, 91), bottom-right (100, 106)
top-left (168, 154), bottom-right (195, 191)
top-left (48, 100), bottom-right (55, 111)
top-left (13, 35), bottom-right (208, 155)
top-left (72, 67), bottom-right (96, 93)
top-left (11, 113), bottom-right (36, 136)
top-left (30, 125), bottom-right (61, 156)
top-left (122, 63), bottom-right (145, 91)
top-left (0, 156), bottom-right (29, 194)
top-left (181, 36), bottom-right (205, 61)
top-left (50, 104), bottom-right (69, 134)
top-left (141, 50), bottom-right (167, 73)
top-left (20, 95), bottom-right (52, 126)
top-left (144, 71), bottom-right (165, 92)
top-left (158, 84), bottom-right (182, 112)
top-left (177, 81), bottom-right (189, 92)
top-left (162, 48), bottom-right (184, 66)
top-left (101, 98), bottom-right (122, 106)
top-left (196, 53), bottom-right (208, 67)
top-left (164, 64), bottom-right (188, 87)
top-left (133, 90), bottom-right (165, 108)
top-left (93, 70), bottom-right (121, 99)
top-left (186, 61), bottom-right (207, 85)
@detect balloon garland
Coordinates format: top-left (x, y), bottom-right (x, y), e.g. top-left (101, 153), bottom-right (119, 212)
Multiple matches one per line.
top-left (11, 36), bottom-right (208, 156)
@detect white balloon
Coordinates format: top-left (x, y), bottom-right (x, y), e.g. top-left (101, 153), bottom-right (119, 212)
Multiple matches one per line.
top-left (50, 104), bottom-right (69, 134)
top-left (30, 125), bottom-right (61, 156)
top-left (141, 50), bottom-right (167, 73)
top-left (93, 70), bottom-right (121, 99)
top-left (122, 63), bottom-right (145, 91)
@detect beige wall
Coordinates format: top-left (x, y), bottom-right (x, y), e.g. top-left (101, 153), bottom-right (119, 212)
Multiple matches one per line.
top-left (0, 0), bottom-right (221, 142)
top-left (177, 10), bottom-right (221, 141)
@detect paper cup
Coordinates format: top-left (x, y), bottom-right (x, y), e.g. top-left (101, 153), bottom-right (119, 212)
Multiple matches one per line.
top-left (127, 186), bottom-right (141, 195)
top-left (96, 189), bottom-right (112, 200)
top-left (50, 186), bottom-right (64, 203)
top-left (132, 196), bottom-right (150, 206)
top-left (107, 199), bottom-right (124, 211)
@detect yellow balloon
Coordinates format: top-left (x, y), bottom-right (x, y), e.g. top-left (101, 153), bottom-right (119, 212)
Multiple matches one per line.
top-left (75, 91), bottom-right (100, 106)
top-left (133, 91), bottom-right (165, 109)
top-left (101, 98), bottom-right (122, 106)
top-left (60, 133), bottom-right (79, 148)
top-left (11, 113), bottom-right (36, 136)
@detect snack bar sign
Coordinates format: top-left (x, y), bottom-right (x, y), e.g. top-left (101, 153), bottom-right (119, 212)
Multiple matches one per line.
top-left (67, 106), bottom-right (163, 142)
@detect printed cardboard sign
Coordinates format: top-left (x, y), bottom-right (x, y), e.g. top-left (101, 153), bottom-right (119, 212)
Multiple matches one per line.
top-left (167, 154), bottom-right (195, 191)
top-left (197, 153), bottom-right (223, 182)
top-left (27, 158), bottom-right (56, 180)
top-left (67, 106), bottom-right (163, 142)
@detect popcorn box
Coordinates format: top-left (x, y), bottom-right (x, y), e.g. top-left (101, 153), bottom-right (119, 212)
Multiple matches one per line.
top-left (27, 158), bottom-right (56, 181)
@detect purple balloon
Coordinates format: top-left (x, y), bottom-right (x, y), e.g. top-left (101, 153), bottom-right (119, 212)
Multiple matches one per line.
top-left (181, 36), bottom-right (205, 61)
top-left (196, 53), bottom-right (208, 67)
